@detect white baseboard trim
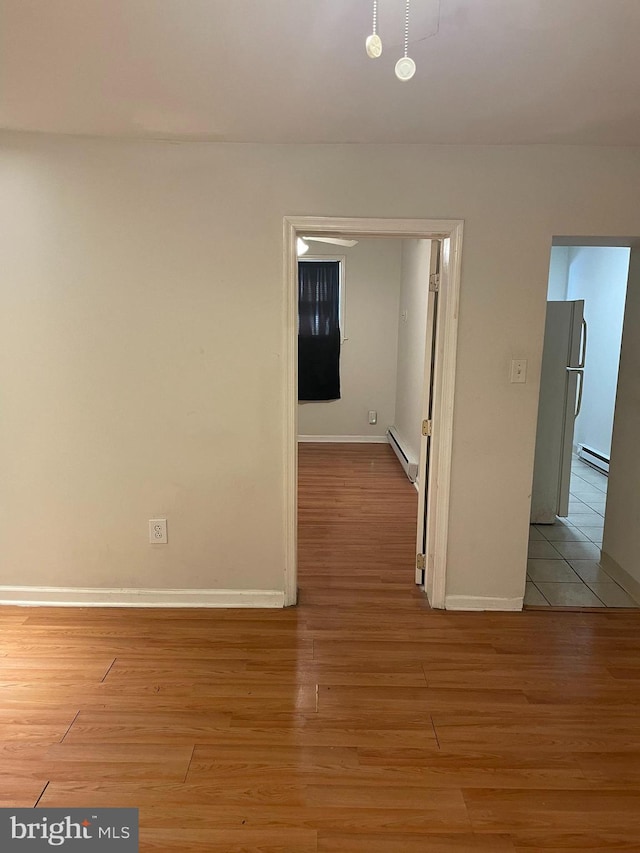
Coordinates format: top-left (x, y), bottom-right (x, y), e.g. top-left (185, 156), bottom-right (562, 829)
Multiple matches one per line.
top-left (297, 435), bottom-right (389, 443)
top-left (599, 552), bottom-right (640, 605)
top-left (0, 586), bottom-right (285, 608)
top-left (445, 595), bottom-right (523, 612)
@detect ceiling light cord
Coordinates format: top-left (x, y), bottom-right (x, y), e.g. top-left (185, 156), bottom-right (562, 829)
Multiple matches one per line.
top-left (403, 0), bottom-right (410, 58)
top-left (395, 0), bottom-right (416, 81)
top-left (365, 0), bottom-right (383, 59)
top-left (367, 0), bottom-right (417, 79)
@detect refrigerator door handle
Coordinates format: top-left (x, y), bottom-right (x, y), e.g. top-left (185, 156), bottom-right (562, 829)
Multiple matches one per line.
top-left (578, 319), bottom-right (587, 369)
top-left (567, 368), bottom-right (585, 418)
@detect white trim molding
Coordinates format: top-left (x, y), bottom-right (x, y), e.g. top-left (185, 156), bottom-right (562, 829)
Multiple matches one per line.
top-left (599, 552), bottom-right (640, 604)
top-left (297, 435), bottom-right (389, 443)
top-left (0, 587), bottom-right (285, 608)
top-left (445, 595), bottom-right (523, 612)
top-left (425, 227), bottom-right (463, 610)
top-left (284, 216), bottom-right (464, 610)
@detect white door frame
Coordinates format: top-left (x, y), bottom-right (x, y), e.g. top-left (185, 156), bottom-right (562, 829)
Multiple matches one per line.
top-left (283, 216), bottom-right (464, 609)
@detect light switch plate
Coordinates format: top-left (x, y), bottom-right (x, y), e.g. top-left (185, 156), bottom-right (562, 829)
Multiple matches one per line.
top-left (510, 359), bottom-right (527, 384)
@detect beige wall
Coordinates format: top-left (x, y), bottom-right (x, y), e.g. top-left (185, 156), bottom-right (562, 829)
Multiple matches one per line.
top-left (393, 240), bottom-right (431, 466)
top-left (602, 247), bottom-right (640, 590)
top-left (2, 134), bottom-right (640, 602)
top-left (297, 239), bottom-right (402, 438)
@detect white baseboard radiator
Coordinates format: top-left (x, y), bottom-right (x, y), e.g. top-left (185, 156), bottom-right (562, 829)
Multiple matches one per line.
top-left (387, 427), bottom-right (418, 483)
top-left (577, 443), bottom-right (609, 474)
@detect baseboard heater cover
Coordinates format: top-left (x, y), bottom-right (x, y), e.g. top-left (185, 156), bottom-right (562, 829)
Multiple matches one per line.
top-left (577, 443), bottom-right (609, 474)
top-left (387, 427), bottom-right (418, 482)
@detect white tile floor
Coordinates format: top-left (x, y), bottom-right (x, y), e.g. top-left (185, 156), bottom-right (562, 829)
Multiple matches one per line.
top-left (526, 456), bottom-right (639, 608)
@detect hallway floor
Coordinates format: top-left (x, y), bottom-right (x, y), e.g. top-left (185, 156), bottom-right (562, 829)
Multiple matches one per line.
top-left (527, 456), bottom-right (639, 607)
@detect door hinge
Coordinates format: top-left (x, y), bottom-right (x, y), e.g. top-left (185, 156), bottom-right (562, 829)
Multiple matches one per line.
top-left (429, 273), bottom-right (440, 292)
top-left (416, 554), bottom-right (426, 571)
top-left (422, 419), bottom-right (432, 437)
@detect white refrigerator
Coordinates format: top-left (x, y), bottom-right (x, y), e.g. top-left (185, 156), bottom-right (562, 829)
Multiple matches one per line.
top-left (531, 300), bottom-right (587, 524)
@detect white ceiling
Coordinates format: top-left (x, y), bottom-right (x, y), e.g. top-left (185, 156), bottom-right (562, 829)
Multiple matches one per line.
top-left (1, 0), bottom-right (640, 145)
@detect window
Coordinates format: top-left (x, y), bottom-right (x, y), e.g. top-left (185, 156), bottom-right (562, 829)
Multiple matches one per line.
top-left (298, 259), bottom-right (342, 401)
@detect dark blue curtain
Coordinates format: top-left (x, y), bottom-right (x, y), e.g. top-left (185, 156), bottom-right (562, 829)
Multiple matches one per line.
top-left (298, 261), bottom-right (341, 401)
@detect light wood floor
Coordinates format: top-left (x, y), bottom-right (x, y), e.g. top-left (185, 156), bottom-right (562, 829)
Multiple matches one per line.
top-left (2, 443), bottom-right (640, 851)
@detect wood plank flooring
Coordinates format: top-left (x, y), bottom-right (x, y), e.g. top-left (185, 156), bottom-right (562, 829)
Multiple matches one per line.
top-left (1, 443), bottom-right (640, 850)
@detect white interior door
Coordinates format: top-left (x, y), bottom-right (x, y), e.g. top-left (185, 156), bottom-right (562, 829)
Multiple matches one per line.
top-left (415, 241), bottom-right (440, 584)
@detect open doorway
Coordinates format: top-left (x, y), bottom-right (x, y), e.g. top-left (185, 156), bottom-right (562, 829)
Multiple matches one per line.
top-left (527, 241), bottom-right (639, 608)
top-left (283, 217), bottom-right (464, 609)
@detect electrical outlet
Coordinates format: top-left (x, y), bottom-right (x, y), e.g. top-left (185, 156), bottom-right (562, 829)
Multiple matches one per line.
top-left (368, 410), bottom-right (377, 425)
top-left (149, 518), bottom-right (168, 544)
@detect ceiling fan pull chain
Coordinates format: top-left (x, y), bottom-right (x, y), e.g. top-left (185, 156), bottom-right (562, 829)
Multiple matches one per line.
top-left (365, 0), bottom-right (383, 58)
top-left (404, 0), bottom-right (410, 57)
top-left (395, 0), bottom-right (416, 80)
